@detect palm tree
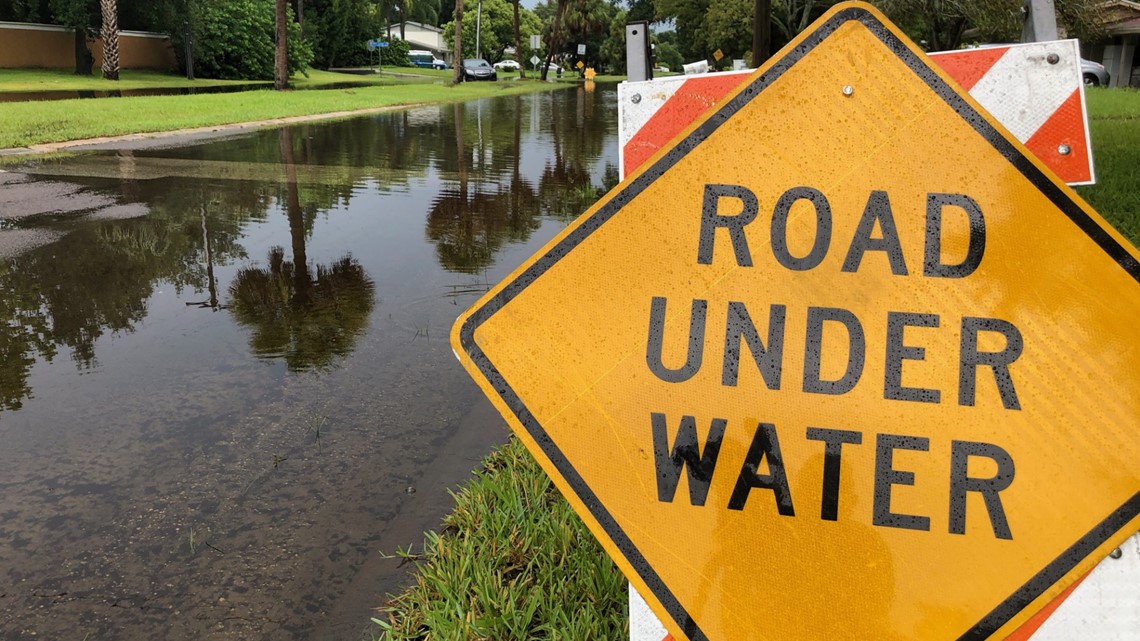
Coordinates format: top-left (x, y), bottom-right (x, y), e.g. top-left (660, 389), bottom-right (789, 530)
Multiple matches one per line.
top-left (275, 0), bottom-right (289, 90)
top-left (514, 0), bottom-right (523, 78)
top-left (99, 0), bottom-right (119, 80)
top-left (752, 0), bottom-right (771, 67)
top-left (452, 0), bottom-right (463, 83)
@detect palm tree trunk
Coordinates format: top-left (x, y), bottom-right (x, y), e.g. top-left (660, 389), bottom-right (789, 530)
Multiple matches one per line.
top-left (73, 28), bottom-right (93, 76)
top-left (452, 0), bottom-right (463, 83)
top-left (275, 0), bottom-right (289, 90)
top-left (100, 0), bottom-right (120, 80)
top-left (514, 0), bottom-right (523, 78)
top-left (542, 0), bottom-right (567, 81)
top-left (751, 0), bottom-right (771, 68)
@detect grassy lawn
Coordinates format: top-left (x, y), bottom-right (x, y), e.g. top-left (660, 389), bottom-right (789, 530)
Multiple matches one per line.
top-left (0, 77), bottom-right (561, 149)
top-left (370, 87), bottom-right (1140, 640)
top-left (1075, 87), bottom-right (1140, 244)
top-left (0, 68), bottom-right (262, 92)
top-left (0, 67), bottom-right (442, 94)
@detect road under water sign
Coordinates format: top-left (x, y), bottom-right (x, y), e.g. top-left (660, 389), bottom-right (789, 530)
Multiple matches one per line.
top-left (451, 3), bottom-right (1140, 640)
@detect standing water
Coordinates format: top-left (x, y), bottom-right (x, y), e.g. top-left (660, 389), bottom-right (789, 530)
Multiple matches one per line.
top-left (0, 85), bottom-right (618, 640)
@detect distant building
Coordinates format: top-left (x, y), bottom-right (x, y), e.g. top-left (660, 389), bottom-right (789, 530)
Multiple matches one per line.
top-left (393, 21), bottom-right (451, 63)
top-left (1088, 0), bottom-right (1140, 87)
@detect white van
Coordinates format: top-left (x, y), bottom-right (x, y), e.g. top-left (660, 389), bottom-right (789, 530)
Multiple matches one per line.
top-left (409, 50), bottom-right (447, 70)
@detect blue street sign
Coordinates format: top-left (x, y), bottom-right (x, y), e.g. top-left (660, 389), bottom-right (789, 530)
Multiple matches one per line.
top-left (378, 41), bottom-right (389, 48)
top-left (367, 39), bottom-right (380, 50)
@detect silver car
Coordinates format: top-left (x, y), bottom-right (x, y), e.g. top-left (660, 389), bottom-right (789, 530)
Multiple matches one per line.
top-left (1081, 58), bottom-right (1109, 86)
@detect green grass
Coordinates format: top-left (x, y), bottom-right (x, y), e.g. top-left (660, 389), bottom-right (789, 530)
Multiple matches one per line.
top-left (0, 78), bottom-right (560, 148)
top-left (372, 438), bottom-right (626, 640)
top-left (0, 67), bottom-right (425, 93)
top-left (1075, 87), bottom-right (1140, 245)
top-left (0, 68), bottom-right (263, 92)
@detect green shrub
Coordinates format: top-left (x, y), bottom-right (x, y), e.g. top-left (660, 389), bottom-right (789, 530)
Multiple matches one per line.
top-left (379, 37), bottom-right (410, 67)
top-left (191, 0), bottom-right (313, 81)
top-left (306, 0), bottom-right (385, 69)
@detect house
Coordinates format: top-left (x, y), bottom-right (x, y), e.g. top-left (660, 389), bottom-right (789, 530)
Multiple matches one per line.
top-left (392, 21), bottom-right (452, 64)
top-left (1087, 0), bottom-right (1140, 87)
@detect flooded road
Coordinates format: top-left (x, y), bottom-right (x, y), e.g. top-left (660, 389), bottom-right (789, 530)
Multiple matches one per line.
top-left (0, 85), bottom-right (618, 640)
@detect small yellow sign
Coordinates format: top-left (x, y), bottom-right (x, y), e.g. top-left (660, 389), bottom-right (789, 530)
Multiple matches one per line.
top-left (713, 48), bottom-right (724, 62)
top-left (453, 3), bottom-right (1140, 641)
top-left (576, 60), bottom-right (585, 69)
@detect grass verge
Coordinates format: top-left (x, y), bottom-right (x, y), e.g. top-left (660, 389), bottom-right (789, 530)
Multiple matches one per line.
top-left (0, 78), bottom-right (560, 149)
top-left (0, 67), bottom-right (443, 93)
top-left (372, 438), bottom-right (626, 640)
top-left (370, 87), bottom-right (1140, 640)
top-left (1076, 87), bottom-right (1140, 243)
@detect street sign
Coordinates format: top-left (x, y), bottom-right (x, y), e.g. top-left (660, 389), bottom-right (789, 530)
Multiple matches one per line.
top-left (578, 43), bottom-right (587, 56)
top-left (531, 34), bottom-right (542, 51)
top-left (530, 55), bottom-right (540, 66)
top-left (367, 40), bottom-right (380, 51)
top-left (713, 48), bottom-right (724, 61)
top-left (453, 3), bottom-right (1140, 641)
top-left (576, 60), bottom-right (585, 69)
top-left (378, 40), bottom-right (389, 48)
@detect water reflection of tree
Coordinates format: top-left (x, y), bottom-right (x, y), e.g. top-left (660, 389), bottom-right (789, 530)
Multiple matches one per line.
top-left (227, 128), bottom-right (376, 372)
top-left (0, 180), bottom-right (261, 412)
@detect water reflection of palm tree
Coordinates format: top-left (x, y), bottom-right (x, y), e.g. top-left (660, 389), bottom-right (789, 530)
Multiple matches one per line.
top-left (227, 128), bottom-right (376, 371)
top-left (425, 101), bottom-right (542, 273)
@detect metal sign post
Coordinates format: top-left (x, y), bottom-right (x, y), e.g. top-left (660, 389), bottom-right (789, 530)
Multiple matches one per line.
top-left (625, 21), bottom-right (652, 82)
top-left (1022, 0), bottom-right (1059, 43)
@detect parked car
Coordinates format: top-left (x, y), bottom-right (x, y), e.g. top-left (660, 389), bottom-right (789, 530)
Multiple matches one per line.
top-left (409, 50), bottom-right (448, 70)
top-left (653, 65), bottom-right (670, 73)
top-left (493, 59), bottom-right (521, 71)
top-left (538, 62), bottom-right (562, 76)
top-left (1081, 58), bottom-right (1109, 86)
top-left (462, 58), bottom-right (498, 81)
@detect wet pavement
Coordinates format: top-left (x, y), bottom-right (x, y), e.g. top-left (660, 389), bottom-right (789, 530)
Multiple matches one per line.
top-left (0, 85), bottom-right (618, 640)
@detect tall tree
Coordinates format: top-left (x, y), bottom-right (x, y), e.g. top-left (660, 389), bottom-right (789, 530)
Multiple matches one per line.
top-left (50, 0), bottom-right (94, 75)
top-left (541, 0), bottom-right (567, 80)
top-left (452, 0), bottom-right (463, 83)
top-left (275, 0), bottom-right (289, 89)
top-left (873, 0), bottom-right (1106, 51)
top-left (99, 0), bottom-right (119, 80)
top-left (751, 0), bottom-right (769, 66)
top-left (514, 0), bottom-right (523, 78)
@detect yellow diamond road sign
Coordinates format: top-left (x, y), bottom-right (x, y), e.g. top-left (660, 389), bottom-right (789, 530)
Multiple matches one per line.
top-left (451, 3), bottom-right (1140, 640)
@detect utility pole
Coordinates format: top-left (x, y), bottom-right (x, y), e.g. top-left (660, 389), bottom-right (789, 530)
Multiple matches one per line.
top-left (476, 0), bottom-right (482, 59)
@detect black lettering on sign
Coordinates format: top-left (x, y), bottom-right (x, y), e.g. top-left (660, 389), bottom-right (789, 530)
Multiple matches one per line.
top-left (949, 440), bottom-right (1015, 540)
top-left (959, 317), bottom-right (1023, 410)
top-left (803, 306), bottom-right (865, 395)
top-left (842, 190), bottom-right (908, 275)
top-left (651, 413), bottom-right (728, 506)
top-left (646, 297), bottom-right (707, 383)
top-left (924, 193), bottom-right (986, 278)
top-left (771, 186), bottom-right (832, 271)
top-left (806, 427), bottom-right (863, 521)
top-left (698, 184), bottom-right (758, 266)
top-left (884, 311), bottom-right (941, 404)
top-left (872, 434), bottom-right (931, 531)
top-left (722, 302), bottom-right (786, 389)
top-left (728, 422), bottom-right (795, 515)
